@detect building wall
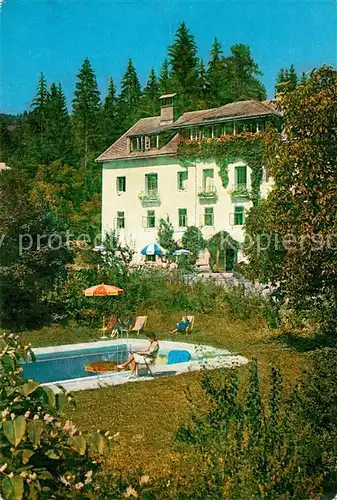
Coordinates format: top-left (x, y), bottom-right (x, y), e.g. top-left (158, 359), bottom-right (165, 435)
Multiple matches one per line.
top-left (101, 155), bottom-right (272, 262)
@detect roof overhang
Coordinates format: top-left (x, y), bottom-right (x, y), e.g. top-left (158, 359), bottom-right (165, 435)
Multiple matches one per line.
top-left (97, 152), bottom-right (176, 163)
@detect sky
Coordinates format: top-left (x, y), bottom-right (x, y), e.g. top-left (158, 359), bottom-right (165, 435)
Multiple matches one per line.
top-left (1, 0), bottom-right (336, 115)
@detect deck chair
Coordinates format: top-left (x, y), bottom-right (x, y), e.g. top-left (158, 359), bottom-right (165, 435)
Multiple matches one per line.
top-left (182, 315), bottom-right (195, 334)
top-left (100, 315), bottom-right (117, 335)
top-left (130, 316), bottom-right (147, 336)
top-left (135, 346), bottom-right (159, 377)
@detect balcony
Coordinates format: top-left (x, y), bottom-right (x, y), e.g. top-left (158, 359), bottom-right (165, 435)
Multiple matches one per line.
top-left (138, 189), bottom-right (161, 207)
top-left (198, 184), bottom-right (217, 202)
top-left (229, 184), bottom-right (251, 201)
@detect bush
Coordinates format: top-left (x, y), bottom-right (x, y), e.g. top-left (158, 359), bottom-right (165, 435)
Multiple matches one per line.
top-left (0, 332), bottom-right (113, 499)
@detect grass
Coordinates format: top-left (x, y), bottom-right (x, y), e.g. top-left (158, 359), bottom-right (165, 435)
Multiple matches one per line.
top-left (20, 309), bottom-right (314, 478)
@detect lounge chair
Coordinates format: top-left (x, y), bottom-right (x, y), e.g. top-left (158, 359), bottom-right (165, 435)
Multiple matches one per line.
top-left (180, 315), bottom-right (194, 334)
top-left (135, 343), bottom-right (159, 377)
top-left (186, 315), bottom-right (194, 334)
top-left (130, 316), bottom-right (147, 336)
top-left (100, 315), bottom-right (117, 336)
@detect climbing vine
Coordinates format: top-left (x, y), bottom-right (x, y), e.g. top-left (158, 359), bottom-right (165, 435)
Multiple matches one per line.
top-left (178, 132), bottom-right (265, 206)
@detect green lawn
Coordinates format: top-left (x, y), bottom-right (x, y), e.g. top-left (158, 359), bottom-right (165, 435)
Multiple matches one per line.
top-left (20, 309), bottom-right (313, 478)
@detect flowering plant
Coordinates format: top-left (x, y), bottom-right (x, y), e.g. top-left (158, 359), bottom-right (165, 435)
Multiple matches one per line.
top-left (0, 332), bottom-right (113, 499)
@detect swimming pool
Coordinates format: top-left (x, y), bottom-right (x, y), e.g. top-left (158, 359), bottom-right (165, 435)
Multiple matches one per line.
top-left (25, 339), bottom-right (249, 392)
top-left (22, 344), bottom-right (129, 383)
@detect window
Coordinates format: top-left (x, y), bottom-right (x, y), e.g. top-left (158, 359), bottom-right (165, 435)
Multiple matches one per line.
top-left (178, 208), bottom-right (188, 228)
top-left (116, 176), bottom-right (126, 193)
top-left (145, 173), bottom-right (158, 195)
top-left (234, 206), bottom-right (244, 226)
top-left (190, 128), bottom-right (201, 141)
top-left (235, 166), bottom-right (247, 188)
top-left (131, 138), bottom-right (138, 151)
top-left (224, 122), bottom-right (234, 135)
top-left (150, 135), bottom-right (158, 149)
top-left (203, 169), bottom-right (214, 191)
top-left (204, 207), bottom-right (214, 227)
top-left (116, 211), bottom-right (125, 229)
top-left (147, 210), bottom-right (156, 228)
top-left (177, 170), bottom-right (188, 190)
top-left (213, 125), bottom-right (223, 138)
top-left (203, 127), bottom-right (213, 139)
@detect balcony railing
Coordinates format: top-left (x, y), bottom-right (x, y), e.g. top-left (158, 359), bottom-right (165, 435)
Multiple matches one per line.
top-left (229, 184), bottom-right (250, 201)
top-left (138, 189), bottom-right (160, 206)
top-left (198, 184), bottom-right (217, 200)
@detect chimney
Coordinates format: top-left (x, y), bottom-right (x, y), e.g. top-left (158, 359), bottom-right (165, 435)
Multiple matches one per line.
top-left (159, 93), bottom-right (177, 125)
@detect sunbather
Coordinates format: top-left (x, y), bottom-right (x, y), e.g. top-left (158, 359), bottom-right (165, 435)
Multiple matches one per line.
top-left (117, 333), bottom-right (159, 375)
top-left (170, 317), bottom-right (191, 335)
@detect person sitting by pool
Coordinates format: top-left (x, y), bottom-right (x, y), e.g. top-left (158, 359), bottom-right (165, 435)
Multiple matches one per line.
top-left (117, 333), bottom-right (159, 375)
top-left (170, 317), bottom-right (191, 335)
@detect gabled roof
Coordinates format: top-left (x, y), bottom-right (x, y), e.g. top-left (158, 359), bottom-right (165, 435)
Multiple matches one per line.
top-left (97, 99), bottom-right (280, 162)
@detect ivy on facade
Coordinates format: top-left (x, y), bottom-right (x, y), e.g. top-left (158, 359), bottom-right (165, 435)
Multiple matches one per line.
top-left (177, 132), bottom-right (265, 206)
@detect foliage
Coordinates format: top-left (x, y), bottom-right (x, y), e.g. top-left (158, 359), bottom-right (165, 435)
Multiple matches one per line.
top-left (207, 231), bottom-right (240, 272)
top-left (116, 59), bottom-right (142, 133)
top-left (102, 77), bottom-right (119, 150)
top-left (174, 362), bottom-right (324, 498)
top-left (138, 69), bottom-right (161, 118)
top-left (0, 332), bottom-right (113, 499)
top-left (244, 66), bottom-right (337, 335)
top-left (275, 64), bottom-right (298, 96)
top-left (157, 217), bottom-right (177, 257)
top-left (181, 226), bottom-right (205, 265)
top-left (178, 133), bottom-right (265, 205)
top-left (0, 170), bottom-right (73, 330)
top-left (168, 22), bottom-right (199, 111)
top-left (72, 57), bottom-right (102, 166)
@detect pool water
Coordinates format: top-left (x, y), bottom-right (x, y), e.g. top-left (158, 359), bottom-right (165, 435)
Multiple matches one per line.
top-left (22, 344), bottom-right (129, 384)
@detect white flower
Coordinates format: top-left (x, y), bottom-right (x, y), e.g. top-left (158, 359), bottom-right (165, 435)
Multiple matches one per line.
top-left (1, 410), bottom-right (8, 418)
top-left (0, 463), bottom-right (8, 473)
top-left (24, 411), bottom-right (30, 418)
top-left (124, 486), bottom-right (138, 498)
top-left (43, 413), bottom-right (54, 424)
top-left (75, 482), bottom-right (84, 490)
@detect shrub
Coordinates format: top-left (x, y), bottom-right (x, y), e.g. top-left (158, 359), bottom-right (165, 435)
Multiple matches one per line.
top-left (0, 332), bottom-right (113, 499)
top-left (174, 362), bottom-right (324, 499)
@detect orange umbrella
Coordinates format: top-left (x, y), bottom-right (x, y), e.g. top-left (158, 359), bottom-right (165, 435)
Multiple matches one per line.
top-left (83, 283), bottom-right (124, 297)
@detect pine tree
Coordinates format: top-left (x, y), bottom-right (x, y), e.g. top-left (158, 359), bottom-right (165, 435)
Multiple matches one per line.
top-left (207, 38), bottom-right (227, 106)
top-left (197, 59), bottom-right (209, 104)
top-left (275, 65), bottom-right (298, 96)
top-left (138, 68), bottom-right (160, 118)
top-left (168, 22), bottom-right (199, 103)
top-left (159, 58), bottom-right (173, 94)
top-left (44, 83), bottom-right (74, 163)
top-left (224, 44), bottom-right (266, 102)
top-left (288, 64), bottom-right (298, 91)
top-left (30, 73), bottom-right (49, 162)
top-left (72, 58), bottom-right (101, 169)
top-left (102, 77), bottom-right (119, 147)
top-left (116, 59), bottom-right (142, 132)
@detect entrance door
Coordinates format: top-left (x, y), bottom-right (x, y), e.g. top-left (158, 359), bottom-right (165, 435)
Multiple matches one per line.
top-left (217, 249), bottom-right (226, 271)
top-left (225, 248), bottom-right (236, 271)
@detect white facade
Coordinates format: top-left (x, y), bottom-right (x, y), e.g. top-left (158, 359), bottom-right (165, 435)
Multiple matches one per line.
top-left (101, 155), bottom-right (274, 265)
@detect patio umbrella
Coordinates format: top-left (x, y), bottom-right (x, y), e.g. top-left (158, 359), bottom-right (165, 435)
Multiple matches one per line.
top-left (140, 243), bottom-right (167, 256)
top-left (83, 283), bottom-right (124, 296)
top-left (173, 249), bottom-right (192, 256)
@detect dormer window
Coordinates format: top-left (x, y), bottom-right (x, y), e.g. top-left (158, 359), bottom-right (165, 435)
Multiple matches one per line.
top-left (130, 135), bottom-right (155, 152)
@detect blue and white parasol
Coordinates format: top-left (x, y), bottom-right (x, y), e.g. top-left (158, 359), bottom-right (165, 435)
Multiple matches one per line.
top-left (173, 249), bottom-right (192, 256)
top-left (140, 243), bottom-right (167, 255)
